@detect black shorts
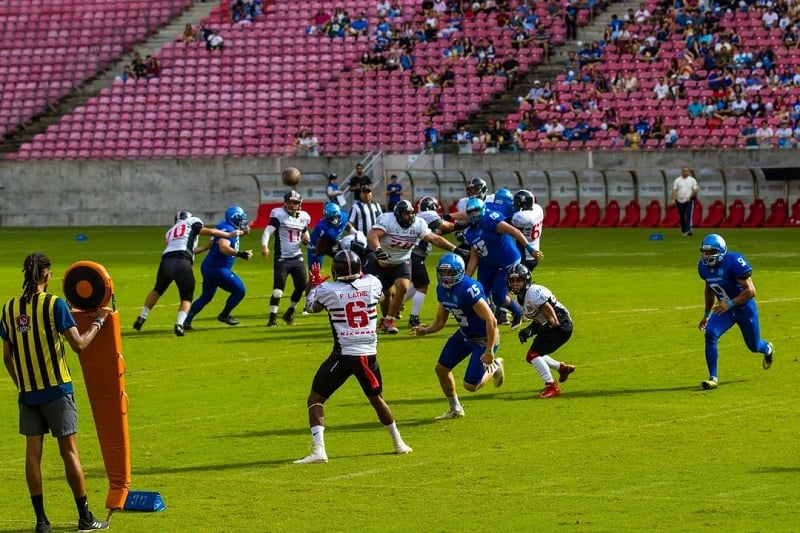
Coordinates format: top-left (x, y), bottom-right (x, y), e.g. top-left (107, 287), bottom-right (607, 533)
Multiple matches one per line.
top-left (153, 252), bottom-right (195, 302)
top-left (410, 252), bottom-right (430, 289)
top-left (273, 256), bottom-right (307, 291)
top-left (364, 254), bottom-right (411, 291)
top-left (529, 320), bottom-right (573, 355)
top-left (311, 352), bottom-right (383, 398)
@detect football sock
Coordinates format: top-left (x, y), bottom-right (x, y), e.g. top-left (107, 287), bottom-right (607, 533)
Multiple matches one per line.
top-left (269, 305), bottom-right (279, 314)
top-left (31, 494), bottom-right (47, 524)
top-left (288, 301), bottom-right (298, 310)
top-left (529, 357), bottom-right (553, 384)
top-left (542, 355), bottom-right (560, 369)
top-left (447, 395), bottom-right (462, 410)
top-left (310, 425), bottom-right (325, 445)
top-left (411, 292), bottom-right (426, 316)
top-left (140, 307), bottom-right (151, 319)
top-left (176, 311), bottom-right (187, 325)
top-left (403, 287), bottom-right (416, 304)
top-left (75, 495), bottom-right (90, 521)
top-left (384, 421), bottom-right (402, 442)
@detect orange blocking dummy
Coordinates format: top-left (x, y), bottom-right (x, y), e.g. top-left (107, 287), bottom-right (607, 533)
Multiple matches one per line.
top-left (63, 261), bottom-right (131, 510)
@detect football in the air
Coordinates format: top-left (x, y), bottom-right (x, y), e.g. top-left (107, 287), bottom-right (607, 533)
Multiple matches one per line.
top-left (282, 167), bottom-right (302, 187)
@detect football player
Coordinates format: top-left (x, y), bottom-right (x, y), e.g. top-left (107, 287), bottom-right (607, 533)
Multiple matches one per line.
top-left (411, 253), bottom-right (503, 419)
top-left (510, 190), bottom-right (545, 271)
top-left (262, 190), bottom-right (311, 327)
top-left (462, 197), bottom-right (535, 331)
top-left (307, 203), bottom-right (351, 270)
top-left (293, 250), bottom-right (412, 464)
top-left (184, 206), bottom-right (253, 329)
top-left (507, 264), bottom-right (576, 399)
top-left (697, 233), bottom-right (773, 390)
top-left (133, 211), bottom-right (243, 336)
top-left (403, 196), bottom-right (460, 328)
top-left (366, 200), bottom-right (469, 334)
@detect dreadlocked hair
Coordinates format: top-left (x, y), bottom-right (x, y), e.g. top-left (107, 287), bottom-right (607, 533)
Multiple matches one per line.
top-left (22, 252), bottom-right (51, 303)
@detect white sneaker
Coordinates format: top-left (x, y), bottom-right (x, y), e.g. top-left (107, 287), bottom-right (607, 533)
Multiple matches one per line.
top-left (492, 357), bottom-right (505, 387)
top-left (435, 406), bottom-right (465, 419)
top-left (394, 441), bottom-right (413, 455)
top-left (293, 443), bottom-right (328, 464)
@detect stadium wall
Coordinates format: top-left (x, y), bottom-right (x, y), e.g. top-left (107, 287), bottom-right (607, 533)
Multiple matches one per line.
top-left (0, 150), bottom-right (797, 227)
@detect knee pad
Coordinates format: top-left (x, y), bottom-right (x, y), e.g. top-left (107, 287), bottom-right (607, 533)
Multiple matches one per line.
top-left (272, 289), bottom-right (284, 300)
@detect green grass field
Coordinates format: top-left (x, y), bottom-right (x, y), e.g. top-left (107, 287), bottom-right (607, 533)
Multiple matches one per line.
top-left (0, 227), bottom-right (798, 532)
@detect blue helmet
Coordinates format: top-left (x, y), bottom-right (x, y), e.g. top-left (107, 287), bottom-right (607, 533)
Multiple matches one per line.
top-left (323, 203), bottom-right (341, 225)
top-left (466, 197), bottom-right (486, 225)
top-left (492, 188), bottom-right (514, 218)
top-left (225, 205), bottom-right (248, 229)
top-left (437, 253), bottom-right (465, 288)
top-left (700, 233), bottom-right (727, 266)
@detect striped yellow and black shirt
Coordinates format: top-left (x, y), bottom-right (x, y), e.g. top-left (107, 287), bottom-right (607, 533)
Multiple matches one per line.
top-left (1, 292), bottom-right (76, 405)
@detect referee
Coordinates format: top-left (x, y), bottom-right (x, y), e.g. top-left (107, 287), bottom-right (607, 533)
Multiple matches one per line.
top-left (1, 252), bottom-right (110, 532)
top-left (348, 184), bottom-right (383, 235)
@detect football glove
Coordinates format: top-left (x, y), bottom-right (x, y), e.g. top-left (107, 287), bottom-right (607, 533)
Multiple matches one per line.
top-left (518, 325), bottom-right (535, 344)
top-left (309, 263), bottom-right (330, 287)
top-left (453, 247), bottom-right (471, 261)
top-left (373, 247), bottom-right (390, 261)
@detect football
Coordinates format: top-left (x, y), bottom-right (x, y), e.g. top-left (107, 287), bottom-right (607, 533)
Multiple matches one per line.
top-left (282, 167), bottom-right (302, 187)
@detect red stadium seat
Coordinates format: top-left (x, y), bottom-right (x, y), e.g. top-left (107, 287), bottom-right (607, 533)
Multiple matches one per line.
top-left (558, 200), bottom-right (581, 228)
top-left (721, 199), bottom-right (746, 228)
top-left (543, 200), bottom-right (561, 227)
top-left (617, 199), bottom-right (641, 227)
top-left (639, 200), bottom-right (663, 227)
top-left (700, 200), bottom-right (725, 228)
top-left (658, 203), bottom-right (680, 228)
top-left (692, 199), bottom-right (703, 228)
top-left (763, 198), bottom-right (788, 227)
top-left (596, 199), bottom-right (621, 227)
top-left (741, 198), bottom-right (766, 227)
top-left (577, 200), bottom-right (601, 227)
top-left (785, 198), bottom-right (800, 227)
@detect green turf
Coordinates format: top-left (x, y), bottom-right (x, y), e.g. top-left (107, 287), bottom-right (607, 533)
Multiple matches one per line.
top-left (0, 227), bottom-right (798, 532)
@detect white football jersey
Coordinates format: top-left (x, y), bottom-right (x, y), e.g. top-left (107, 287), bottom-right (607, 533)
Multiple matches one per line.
top-left (373, 213), bottom-right (431, 264)
top-left (163, 216), bottom-right (204, 259)
top-left (521, 284), bottom-right (571, 325)
top-left (413, 210), bottom-right (443, 256)
top-left (511, 205), bottom-right (544, 260)
top-left (266, 207), bottom-right (311, 260)
top-left (456, 193), bottom-right (495, 212)
top-left (314, 274), bottom-right (382, 356)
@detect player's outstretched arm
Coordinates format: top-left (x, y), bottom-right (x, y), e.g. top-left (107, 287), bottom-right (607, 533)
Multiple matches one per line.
top-left (411, 304), bottom-right (449, 336)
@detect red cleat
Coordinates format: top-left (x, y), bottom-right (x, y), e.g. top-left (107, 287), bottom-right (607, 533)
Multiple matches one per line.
top-left (539, 382), bottom-right (561, 399)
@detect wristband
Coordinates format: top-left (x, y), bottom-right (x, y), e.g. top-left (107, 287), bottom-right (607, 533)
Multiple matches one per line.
top-left (93, 318), bottom-right (104, 328)
top-left (237, 251), bottom-right (249, 259)
top-left (525, 243), bottom-right (536, 255)
top-left (443, 212), bottom-right (453, 222)
top-left (726, 299), bottom-right (734, 309)
top-left (704, 311), bottom-right (712, 319)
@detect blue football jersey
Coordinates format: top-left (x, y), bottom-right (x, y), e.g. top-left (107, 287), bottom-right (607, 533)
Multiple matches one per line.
top-left (464, 210), bottom-right (521, 268)
top-left (310, 217), bottom-right (348, 250)
top-left (202, 221), bottom-right (240, 270)
top-left (697, 251), bottom-right (752, 302)
top-left (436, 275), bottom-right (490, 338)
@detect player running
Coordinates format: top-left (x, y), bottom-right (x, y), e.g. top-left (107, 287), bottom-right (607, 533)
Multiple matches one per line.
top-left (510, 190), bottom-right (544, 271)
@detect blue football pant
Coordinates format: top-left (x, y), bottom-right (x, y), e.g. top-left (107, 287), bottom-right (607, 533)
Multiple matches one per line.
top-left (187, 265), bottom-right (246, 322)
top-left (438, 331), bottom-right (497, 387)
top-left (704, 299), bottom-right (770, 379)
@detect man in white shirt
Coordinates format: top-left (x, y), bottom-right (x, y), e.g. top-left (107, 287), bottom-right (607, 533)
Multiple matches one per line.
top-left (670, 167), bottom-right (699, 236)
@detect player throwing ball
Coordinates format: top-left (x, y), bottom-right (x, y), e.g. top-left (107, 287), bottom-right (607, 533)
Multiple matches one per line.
top-left (294, 250), bottom-right (412, 463)
top-left (506, 264), bottom-right (575, 399)
top-left (411, 253), bottom-right (503, 419)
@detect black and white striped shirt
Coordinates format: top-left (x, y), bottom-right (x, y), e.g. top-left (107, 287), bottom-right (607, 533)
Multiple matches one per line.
top-left (348, 201), bottom-right (383, 235)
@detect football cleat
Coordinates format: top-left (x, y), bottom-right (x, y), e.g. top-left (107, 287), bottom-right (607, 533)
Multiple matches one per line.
top-left (282, 308), bottom-right (295, 326)
top-left (133, 316), bottom-right (145, 331)
top-left (266, 313), bottom-right (278, 327)
top-left (408, 314), bottom-right (421, 328)
top-left (293, 443), bottom-right (328, 464)
top-left (383, 317), bottom-right (399, 334)
top-left (701, 378), bottom-right (719, 390)
top-left (174, 324), bottom-right (185, 337)
top-left (539, 382), bottom-right (561, 399)
top-left (763, 342), bottom-right (773, 370)
top-left (182, 322), bottom-right (193, 331)
top-left (510, 313), bottom-right (524, 331)
top-left (217, 315), bottom-right (239, 326)
top-left (558, 363), bottom-right (576, 383)
top-left (435, 406), bottom-right (465, 419)
top-left (36, 522), bottom-right (50, 533)
top-left (378, 317), bottom-right (386, 332)
top-left (77, 513), bottom-right (109, 532)
top-left (495, 308), bottom-right (510, 325)
top-left (394, 441), bottom-right (413, 455)
top-left (492, 358), bottom-right (505, 387)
